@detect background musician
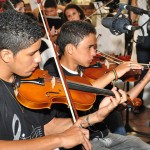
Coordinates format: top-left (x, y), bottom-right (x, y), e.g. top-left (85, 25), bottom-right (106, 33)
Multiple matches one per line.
top-left (44, 20), bottom-right (150, 150)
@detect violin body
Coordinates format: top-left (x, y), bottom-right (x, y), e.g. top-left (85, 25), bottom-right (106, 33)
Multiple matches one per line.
top-left (84, 55), bottom-right (117, 82)
top-left (84, 54), bottom-right (141, 82)
top-left (15, 69), bottom-right (96, 110)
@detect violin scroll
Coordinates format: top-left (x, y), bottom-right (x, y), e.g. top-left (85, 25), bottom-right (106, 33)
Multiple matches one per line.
top-left (131, 98), bottom-right (142, 107)
top-left (126, 95), bottom-right (142, 107)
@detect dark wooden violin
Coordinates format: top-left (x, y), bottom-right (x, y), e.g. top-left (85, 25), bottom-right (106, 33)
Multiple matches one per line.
top-left (84, 52), bottom-right (150, 82)
top-left (14, 68), bottom-right (142, 111)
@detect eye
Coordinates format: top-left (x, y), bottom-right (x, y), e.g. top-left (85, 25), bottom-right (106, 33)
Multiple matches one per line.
top-left (88, 45), bottom-right (97, 52)
top-left (29, 52), bottom-right (35, 56)
top-left (29, 50), bottom-right (39, 56)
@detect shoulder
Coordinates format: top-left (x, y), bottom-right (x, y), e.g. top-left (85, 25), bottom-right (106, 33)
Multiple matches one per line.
top-left (44, 58), bottom-right (59, 77)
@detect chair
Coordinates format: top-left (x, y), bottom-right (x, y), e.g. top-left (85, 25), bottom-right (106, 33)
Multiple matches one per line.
top-left (39, 37), bottom-right (55, 70)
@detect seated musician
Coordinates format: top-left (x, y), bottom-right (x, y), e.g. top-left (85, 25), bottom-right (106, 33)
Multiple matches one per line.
top-left (44, 20), bottom-right (150, 149)
top-left (0, 10), bottom-right (134, 150)
top-left (9, 0), bottom-right (25, 13)
top-left (59, 2), bottom-right (125, 136)
top-left (38, 0), bottom-right (65, 37)
top-left (63, 3), bottom-right (92, 23)
top-left (0, 10), bottom-right (90, 150)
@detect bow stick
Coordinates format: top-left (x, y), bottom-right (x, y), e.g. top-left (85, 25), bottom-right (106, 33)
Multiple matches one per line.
top-left (37, 0), bottom-right (79, 123)
top-left (98, 51), bottom-right (150, 69)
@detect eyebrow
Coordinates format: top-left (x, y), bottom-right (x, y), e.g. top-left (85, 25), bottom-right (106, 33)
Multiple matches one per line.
top-left (88, 44), bottom-right (96, 48)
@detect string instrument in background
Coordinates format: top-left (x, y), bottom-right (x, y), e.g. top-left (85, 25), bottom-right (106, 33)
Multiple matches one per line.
top-left (84, 52), bottom-right (150, 82)
top-left (14, 68), bottom-right (142, 111)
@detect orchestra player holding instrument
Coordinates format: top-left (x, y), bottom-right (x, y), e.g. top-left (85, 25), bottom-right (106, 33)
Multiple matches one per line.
top-left (0, 8), bottom-right (138, 150)
top-left (45, 20), bottom-right (150, 150)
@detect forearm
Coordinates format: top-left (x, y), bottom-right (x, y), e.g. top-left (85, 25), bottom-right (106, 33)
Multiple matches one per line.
top-left (46, 115), bottom-right (102, 131)
top-left (80, 108), bottom-right (110, 128)
top-left (0, 135), bottom-right (62, 150)
top-left (127, 75), bottom-right (150, 100)
top-left (92, 71), bottom-right (115, 88)
top-left (45, 118), bottom-right (73, 135)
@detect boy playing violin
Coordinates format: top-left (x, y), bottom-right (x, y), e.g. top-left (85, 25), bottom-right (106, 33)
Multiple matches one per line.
top-left (0, 9), bottom-right (132, 150)
top-left (0, 10), bottom-right (92, 150)
top-left (45, 20), bottom-right (150, 149)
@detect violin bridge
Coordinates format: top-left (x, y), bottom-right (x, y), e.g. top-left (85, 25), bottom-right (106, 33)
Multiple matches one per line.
top-left (51, 76), bottom-right (56, 89)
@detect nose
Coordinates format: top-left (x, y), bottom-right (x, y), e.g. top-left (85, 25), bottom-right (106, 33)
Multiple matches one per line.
top-left (70, 16), bottom-right (75, 21)
top-left (34, 51), bottom-right (42, 63)
top-left (91, 49), bottom-right (97, 57)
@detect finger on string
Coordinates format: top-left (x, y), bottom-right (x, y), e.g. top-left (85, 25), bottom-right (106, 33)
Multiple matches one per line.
top-left (118, 89), bottom-right (127, 103)
top-left (75, 119), bottom-right (87, 128)
top-left (111, 87), bottom-right (121, 103)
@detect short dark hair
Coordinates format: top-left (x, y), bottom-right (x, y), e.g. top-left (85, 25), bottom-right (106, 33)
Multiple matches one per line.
top-left (64, 3), bottom-right (85, 21)
top-left (56, 20), bottom-right (96, 56)
top-left (0, 10), bottom-right (43, 54)
top-left (10, 0), bottom-right (24, 8)
top-left (44, 0), bottom-right (57, 9)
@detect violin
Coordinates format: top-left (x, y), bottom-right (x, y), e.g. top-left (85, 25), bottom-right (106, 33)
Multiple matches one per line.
top-left (14, 68), bottom-right (142, 111)
top-left (15, 68), bottom-right (95, 111)
top-left (84, 53), bottom-right (142, 82)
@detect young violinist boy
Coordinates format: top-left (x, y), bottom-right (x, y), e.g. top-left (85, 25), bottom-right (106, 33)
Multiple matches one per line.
top-left (0, 9), bottom-right (131, 150)
top-left (0, 10), bottom-right (92, 150)
top-left (44, 20), bottom-right (150, 149)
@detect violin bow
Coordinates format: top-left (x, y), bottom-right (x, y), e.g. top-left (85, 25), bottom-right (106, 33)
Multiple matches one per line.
top-left (97, 51), bottom-right (122, 64)
top-left (98, 51), bottom-right (150, 69)
top-left (6, 0), bottom-right (15, 9)
top-left (37, 0), bottom-right (79, 123)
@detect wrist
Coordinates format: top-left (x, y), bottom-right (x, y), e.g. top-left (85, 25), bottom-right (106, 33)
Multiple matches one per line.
top-left (85, 115), bottom-right (92, 126)
top-left (112, 69), bottom-right (118, 80)
top-left (95, 110), bottom-right (106, 123)
top-left (48, 134), bottom-right (62, 149)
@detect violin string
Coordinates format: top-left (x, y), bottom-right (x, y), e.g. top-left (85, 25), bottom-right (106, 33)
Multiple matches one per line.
top-left (97, 52), bottom-right (122, 64)
top-left (98, 51), bottom-right (150, 68)
top-left (98, 51), bottom-right (123, 63)
top-left (0, 78), bottom-right (24, 113)
top-left (103, 56), bottom-right (121, 65)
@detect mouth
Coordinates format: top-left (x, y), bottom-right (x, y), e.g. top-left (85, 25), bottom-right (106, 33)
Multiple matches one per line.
top-left (89, 59), bottom-right (93, 63)
top-left (31, 65), bottom-right (38, 72)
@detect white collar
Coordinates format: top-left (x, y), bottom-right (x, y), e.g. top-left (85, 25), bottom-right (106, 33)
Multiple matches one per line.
top-left (61, 64), bottom-right (78, 75)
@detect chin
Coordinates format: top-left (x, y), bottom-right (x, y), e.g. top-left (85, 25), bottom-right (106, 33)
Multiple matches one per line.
top-left (85, 63), bottom-right (90, 67)
top-left (22, 72), bottom-right (32, 78)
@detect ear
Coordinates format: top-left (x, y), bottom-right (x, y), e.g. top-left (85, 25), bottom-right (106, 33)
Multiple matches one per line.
top-left (0, 49), bottom-right (13, 63)
top-left (65, 44), bottom-right (75, 55)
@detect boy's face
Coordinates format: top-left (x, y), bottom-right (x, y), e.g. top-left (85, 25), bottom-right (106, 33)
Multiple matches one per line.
top-left (70, 33), bottom-right (97, 68)
top-left (15, 2), bottom-right (25, 13)
top-left (9, 39), bottom-right (42, 77)
top-left (45, 7), bottom-right (58, 16)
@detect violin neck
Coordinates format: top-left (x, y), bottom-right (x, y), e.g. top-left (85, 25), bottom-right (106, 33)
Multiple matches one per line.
top-left (67, 81), bottom-right (114, 97)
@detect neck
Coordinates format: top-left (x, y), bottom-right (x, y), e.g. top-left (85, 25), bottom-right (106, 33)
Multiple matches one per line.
top-left (0, 64), bottom-right (15, 83)
top-left (60, 56), bottom-right (78, 72)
